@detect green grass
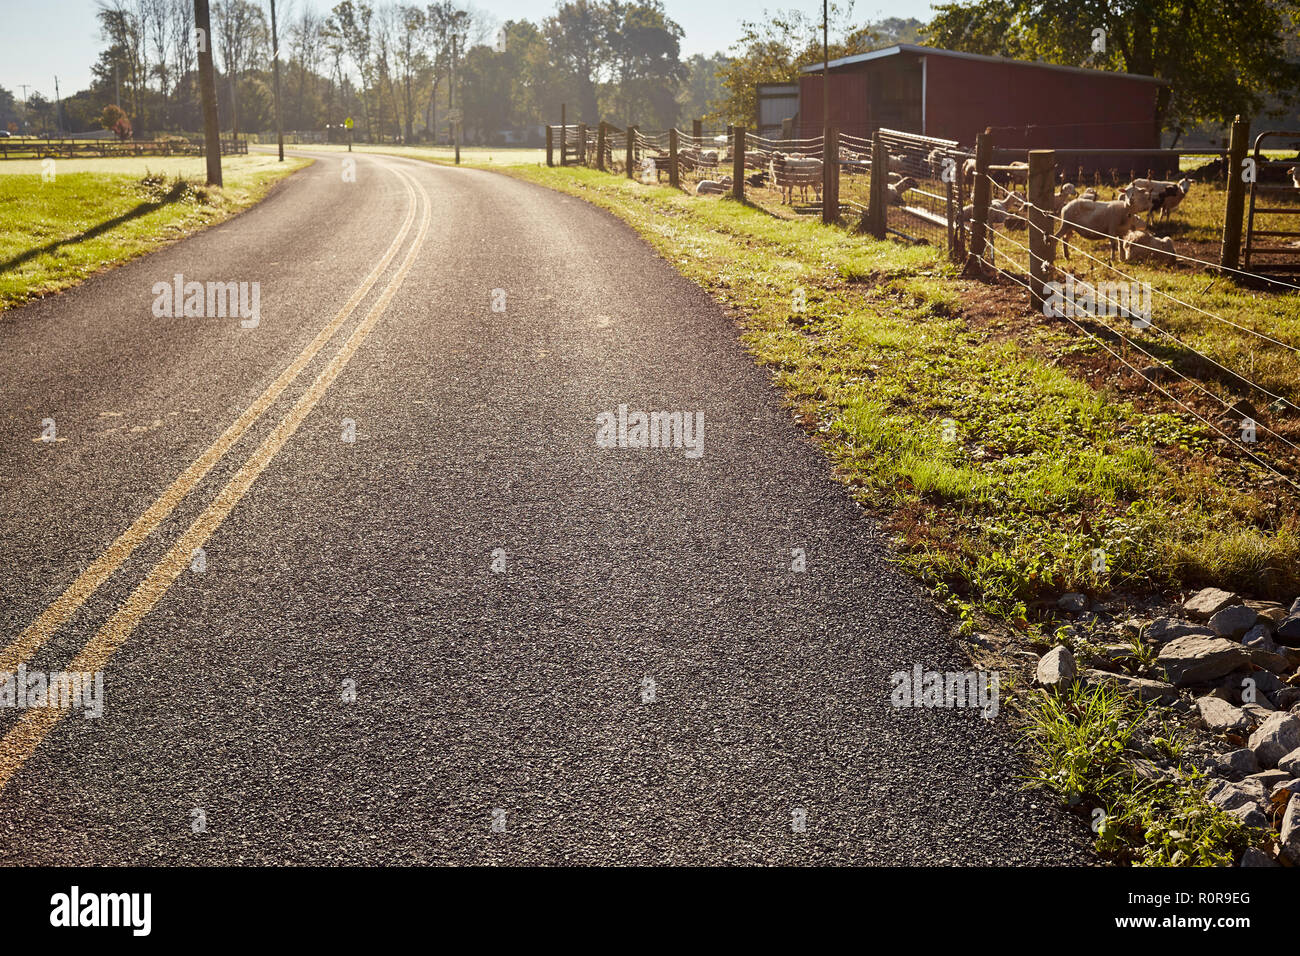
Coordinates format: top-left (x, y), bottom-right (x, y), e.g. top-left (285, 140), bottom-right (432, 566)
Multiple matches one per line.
top-left (0, 154), bottom-right (311, 311)
top-left (1023, 682), bottom-right (1261, 866)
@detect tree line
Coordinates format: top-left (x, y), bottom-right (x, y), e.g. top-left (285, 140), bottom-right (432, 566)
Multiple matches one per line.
top-left (1, 1), bottom-right (1294, 144)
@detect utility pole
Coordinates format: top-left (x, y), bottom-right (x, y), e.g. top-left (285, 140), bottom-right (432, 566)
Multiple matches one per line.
top-left (54, 76), bottom-right (62, 136)
top-left (194, 0), bottom-right (223, 186)
top-left (452, 15), bottom-right (462, 165)
top-left (18, 84), bottom-right (30, 132)
top-left (270, 0), bottom-right (285, 161)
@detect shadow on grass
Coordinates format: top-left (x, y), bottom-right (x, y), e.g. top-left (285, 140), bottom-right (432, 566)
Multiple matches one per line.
top-left (0, 180), bottom-right (189, 274)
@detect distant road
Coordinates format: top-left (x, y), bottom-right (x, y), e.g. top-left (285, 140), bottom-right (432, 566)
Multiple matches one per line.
top-left (0, 149), bottom-right (1092, 863)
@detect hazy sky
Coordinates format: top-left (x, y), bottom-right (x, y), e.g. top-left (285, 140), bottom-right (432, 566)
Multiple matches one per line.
top-left (1, 0), bottom-right (936, 103)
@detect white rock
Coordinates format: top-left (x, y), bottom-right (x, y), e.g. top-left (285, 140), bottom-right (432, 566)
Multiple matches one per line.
top-left (1036, 646), bottom-right (1078, 689)
top-left (1248, 713), bottom-right (1300, 768)
top-left (1196, 696), bottom-right (1250, 733)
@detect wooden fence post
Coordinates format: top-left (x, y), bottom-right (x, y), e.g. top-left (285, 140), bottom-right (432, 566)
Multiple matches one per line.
top-left (546, 125), bottom-right (553, 167)
top-left (782, 117), bottom-right (794, 140)
top-left (822, 126), bottom-right (839, 224)
top-left (693, 119), bottom-right (702, 142)
top-left (867, 130), bottom-right (887, 238)
top-left (596, 122), bottom-right (606, 171)
top-left (626, 125), bottom-right (636, 179)
top-left (669, 127), bottom-right (679, 188)
top-left (578, 123), bottom-right (588, 165)
top-left (732, 126), bottom-right (745, 201)
top-left (967, 128), bottom-right (993, 270)
top-left (1027, 149), bottom-right (1056, 312)
top-left (560, 103), bottom-right (567, 166)
top-left (1220, 115), bottom-right (1249, 271)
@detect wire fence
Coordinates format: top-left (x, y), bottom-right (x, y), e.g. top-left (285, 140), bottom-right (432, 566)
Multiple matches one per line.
top-left (545, 117), bottom-right (1299, 484)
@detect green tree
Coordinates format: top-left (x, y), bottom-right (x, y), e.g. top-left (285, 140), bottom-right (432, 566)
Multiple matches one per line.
top-left (923, 0), bottom-right (1300, 135)
top-left (713, 3), bottom-right (877, 124)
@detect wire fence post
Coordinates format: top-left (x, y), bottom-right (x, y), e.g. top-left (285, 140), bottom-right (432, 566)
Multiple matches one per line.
top-left (626, 125), bottom-right (635, 179)
top-left (669, 127), bottom-right (679, 188)
top-left (732, 126), bottom-right (745, 201)
top-left (546, 125), bottom-right (553, 167)
top-left (1028, 149), bottom-right (1056, 312)
top-left (967, 128), bottom-right (993, 272)
top-left (867, 130), bottom-right (887, 238)
top-left (1220, 115), bottom-right (1249, 271)
top-left (596, 121), bottom-right (606, 171)
top-left (822, 126), bottom-right (839, 224)
top-left (946, 174), bottom-right (962, 263)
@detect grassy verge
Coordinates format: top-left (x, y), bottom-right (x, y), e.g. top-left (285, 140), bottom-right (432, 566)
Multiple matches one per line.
top-left (0, 154), bottom-right (311, 312)
top-left (494, 163), bottom-right (1298, 863)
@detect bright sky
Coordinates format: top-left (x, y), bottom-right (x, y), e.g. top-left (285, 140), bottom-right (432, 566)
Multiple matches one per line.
top-left (1, 0), bottom-right (937, 103)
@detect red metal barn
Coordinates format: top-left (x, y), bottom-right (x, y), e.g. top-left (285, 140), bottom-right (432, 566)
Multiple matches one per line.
top-left (797, 44), bottom-right (1167, 153)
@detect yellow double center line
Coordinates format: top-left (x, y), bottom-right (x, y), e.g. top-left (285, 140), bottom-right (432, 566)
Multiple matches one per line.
top-left (0, 162), bottom-right (434, 789)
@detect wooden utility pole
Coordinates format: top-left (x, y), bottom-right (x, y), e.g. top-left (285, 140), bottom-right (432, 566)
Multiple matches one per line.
top-left (270, 0), bottom-right (284, 161)
top-left (194, 0), bottom-right (223, 186)
top-left (1220, 115), bottom-right (1249, 271)
top-left (1027, 150), bottom-right (1056, 311)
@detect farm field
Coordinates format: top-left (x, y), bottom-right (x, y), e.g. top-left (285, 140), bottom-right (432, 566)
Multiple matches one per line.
top-left (0, 154), bottom-right (310, 311)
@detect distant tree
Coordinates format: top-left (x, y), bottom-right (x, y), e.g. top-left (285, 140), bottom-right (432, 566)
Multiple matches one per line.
top-left (544, 0), bottom-right (608, 123)
top-left (101, 103), bottom-right (133, 139)
top-left (713, 3), bottom-right (876, 125)
top-left (677, 53), bottom-right (729, 124)
top-left (923, 0), bottom-right (1300, 135)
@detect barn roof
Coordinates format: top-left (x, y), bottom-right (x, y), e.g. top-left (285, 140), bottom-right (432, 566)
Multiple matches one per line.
top-left (799, 43), bottom-right (1169, 85)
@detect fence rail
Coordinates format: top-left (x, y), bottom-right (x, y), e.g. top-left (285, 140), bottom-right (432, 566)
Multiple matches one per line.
top-left (0, 138), bottom-right (249, 160)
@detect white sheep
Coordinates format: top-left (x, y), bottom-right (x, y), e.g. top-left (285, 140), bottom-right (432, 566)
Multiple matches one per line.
top-left (1056, 196), bottom-right (1149, 261)
top-left (695, 176), bottom-right (732, 196)
top-left (1288, 166), bottom-right (1300, 189)
top-left (1122, 229), bottom-right (1177, 265)
top-left (1054, 183), bottom-right (1078, 212)
top-left (887, 176), bottom-right (916, 205)
top-left (1128, 177), bottom-right (1190, 225)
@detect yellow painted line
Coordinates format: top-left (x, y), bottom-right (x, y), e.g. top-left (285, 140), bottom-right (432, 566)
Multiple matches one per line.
top-left (0, 162), bottom-right (418, 676)
top-left (0, 167), bottom-right (434, 791)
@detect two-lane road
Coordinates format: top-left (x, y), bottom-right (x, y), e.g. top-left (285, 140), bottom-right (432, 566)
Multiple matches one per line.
top-left (0, 149), bottom-right (1091, 863)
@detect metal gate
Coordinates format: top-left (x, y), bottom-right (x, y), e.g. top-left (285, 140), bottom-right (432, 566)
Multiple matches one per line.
top-left (1244, 130), bottom-right (1300, 275)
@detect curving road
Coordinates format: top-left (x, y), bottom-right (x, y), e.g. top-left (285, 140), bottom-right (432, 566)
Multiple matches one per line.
top-left (0, 149), bottom-right (1093, 864)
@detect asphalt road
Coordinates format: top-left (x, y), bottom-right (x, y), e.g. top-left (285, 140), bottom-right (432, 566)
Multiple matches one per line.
top-left (0, 149), bottom-right (1093, 864)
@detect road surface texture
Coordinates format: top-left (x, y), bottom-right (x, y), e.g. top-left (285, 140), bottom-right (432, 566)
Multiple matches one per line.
top-left (0, 150), bottom-right (1093, 864)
